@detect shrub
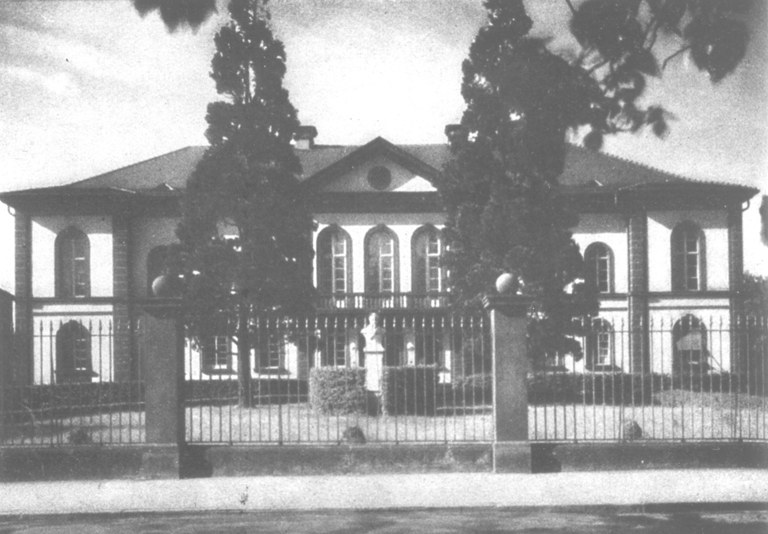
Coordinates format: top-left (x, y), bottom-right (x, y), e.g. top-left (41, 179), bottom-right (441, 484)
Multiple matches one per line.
top-left (381, 365), bottom-right (438, 415)
top-left (439, 373), bottom-right (492, 407)
top-left (527, 371), bottom-right (582, 404)
top-left (308, 367), bottom-right (367, 415)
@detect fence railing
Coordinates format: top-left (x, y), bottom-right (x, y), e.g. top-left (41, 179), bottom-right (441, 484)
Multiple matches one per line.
top-left (530, 316), bottom-right (768, 442)
top-left (1, 311), bottom-right (766, 448)
top-left (184, 312), bottom-right (492, 444)
top-left (314, 293), bottom-right (451, 311)
top-left (0, 318), bottom-right (145, 446)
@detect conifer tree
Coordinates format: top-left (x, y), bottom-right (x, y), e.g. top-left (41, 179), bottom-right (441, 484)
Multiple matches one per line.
top-left (438, 0), bottom-right (749, 363)
top-left (177, 0), bottom-right (314, 406)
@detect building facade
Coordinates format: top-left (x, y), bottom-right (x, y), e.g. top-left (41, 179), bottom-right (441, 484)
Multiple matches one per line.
top-left (0, 131), bottom-right (757, 385)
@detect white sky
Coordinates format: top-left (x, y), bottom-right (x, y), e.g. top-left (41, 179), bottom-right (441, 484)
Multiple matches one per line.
top-left (0, 0), bottom-right (766, 292)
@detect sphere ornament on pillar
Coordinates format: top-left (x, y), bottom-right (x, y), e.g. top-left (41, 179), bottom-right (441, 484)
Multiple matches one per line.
top-left (146, 274), bottom-right (184, 319)
top-left (151, 274), bottom-right (184, 298)
top-left (495, 272), bottom-right (519, 295)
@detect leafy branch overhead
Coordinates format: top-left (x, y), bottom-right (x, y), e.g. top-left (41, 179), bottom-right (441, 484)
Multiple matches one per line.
top-left (132, 0), bottom-right (217, 31)
top-left (566, 0), bottom-right (750, 148)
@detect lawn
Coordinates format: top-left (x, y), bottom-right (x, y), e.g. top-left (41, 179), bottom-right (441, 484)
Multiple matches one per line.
top-left (1, 391), bottom-right (765, 446)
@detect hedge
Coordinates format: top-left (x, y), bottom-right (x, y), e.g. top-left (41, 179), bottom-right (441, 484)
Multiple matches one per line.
top-left (308, 367), bottom-right (367, 414)
top-left (381, 365), bottom-right (438, 415)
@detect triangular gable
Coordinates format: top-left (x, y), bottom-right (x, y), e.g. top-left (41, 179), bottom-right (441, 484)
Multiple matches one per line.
top-left (301, 137), bottom-right (442, 193)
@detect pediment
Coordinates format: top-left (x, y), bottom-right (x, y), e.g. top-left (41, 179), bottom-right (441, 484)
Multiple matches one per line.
top-left (302, 137), bottom-right (440, 194)
top-left (319, 155), bottom-right (437, 193)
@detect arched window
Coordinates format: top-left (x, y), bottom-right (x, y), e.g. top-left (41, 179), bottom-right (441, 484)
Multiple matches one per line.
top-left (56, 321), bottom-right (94, 383)
top-left (412, 226), bottom-right (444, 294)
top-left (316, 226), bottom-right (352, 294)
top-left (673, 315), bottom-right (709, 374)
top-left (584, 242), bottom-right (614, 294)
top-left (586, 318), bottom-right (614, 369)
top-left (55, 228), bottom-right (90, 298)
top-left (365, 226), bottom-right (399, 293)
top-left (671, 222), bottom-right (706, 291)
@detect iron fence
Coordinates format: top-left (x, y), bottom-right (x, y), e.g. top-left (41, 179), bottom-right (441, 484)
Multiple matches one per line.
top-left (530, 316), bottom-right (768, 442)
top-left (2, 311), bottom-right (765, 448)
top-left (0, 318), bottom-right (145, 446)
top-left (184, 312), bottom-right (492, 443)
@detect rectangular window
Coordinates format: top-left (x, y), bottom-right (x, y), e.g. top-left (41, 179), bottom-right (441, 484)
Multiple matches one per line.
top-left (330, 331), bottom-right (347, 367)
top-left (259, 333), bottom-right (284, 369)
top-left (203, 336), bottom-right (232, 370)
top-left (684, 235), bottom-right (699, 290)
top-left (332, 236), bottom-right (347, 293)
top-left (379, 242), bottom-right (394, 292)
top-left (426, 234), bottom-right (442, 292)
top-left (596, 254), bottom-right (609, 293)
top-left (596, 332), bottom-right (611, 365)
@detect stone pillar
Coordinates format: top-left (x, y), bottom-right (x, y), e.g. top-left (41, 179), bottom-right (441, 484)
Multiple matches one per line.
top-left (139, 298), bottom-right (185, 478)
top-left (14, 211), bottom-right (32, 386)
top-left (727, 203), bottom-right (745, 375)
top-left (482, 294), bottom-right (531, 473)
top-left (627, 210), bottom-right (649, 374)
top-left (0, 290), bottom-right (14, 441)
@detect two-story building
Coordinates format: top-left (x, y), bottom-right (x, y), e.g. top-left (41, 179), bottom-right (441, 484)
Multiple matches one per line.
top-left (0, 128), bottom-right (757, 385)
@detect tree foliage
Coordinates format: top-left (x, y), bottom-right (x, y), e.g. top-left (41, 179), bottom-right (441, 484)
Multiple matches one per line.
top-left (438, 0), bottom-right (750, 362)
top-left (132, 0), bottom-right (217, 31)
top-left (743, 272), bottom-right (768, 317)
top-left (177, 0), bottom-right (314, 400)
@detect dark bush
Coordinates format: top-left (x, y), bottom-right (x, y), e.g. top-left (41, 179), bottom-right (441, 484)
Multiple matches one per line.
top-left (527, 372), bottom-right (582, 404)
top-left (381, 365), bottom-right (438, 415)
top-left (439, 373), bottom-right (492, 407)
top-left (308, 367), bottom-right (367, 414)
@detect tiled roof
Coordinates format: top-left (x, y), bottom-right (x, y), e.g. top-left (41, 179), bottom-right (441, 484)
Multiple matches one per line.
top-left (7, 139), bottom-right (751, 194)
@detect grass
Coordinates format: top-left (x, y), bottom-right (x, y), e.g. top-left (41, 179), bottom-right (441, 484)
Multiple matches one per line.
top-left (1, 390), bottom-right (766, 446)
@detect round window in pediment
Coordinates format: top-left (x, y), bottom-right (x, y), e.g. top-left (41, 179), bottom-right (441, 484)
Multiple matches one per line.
top-left (367, 166), bottom-right (392, 191)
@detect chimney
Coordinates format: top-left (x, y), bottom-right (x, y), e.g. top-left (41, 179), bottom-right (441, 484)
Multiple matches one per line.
top-left (444, 124), bottom-right (465, 144)
top-left (294, 125), bottom-right (318, 150)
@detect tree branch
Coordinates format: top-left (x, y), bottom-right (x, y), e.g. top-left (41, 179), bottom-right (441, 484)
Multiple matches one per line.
top-left (585, 57), bottom-right (610, 75)
top-left (564, 0), bottom-right (577, 15)
top-left (662, 45), bottom-right (691, 70)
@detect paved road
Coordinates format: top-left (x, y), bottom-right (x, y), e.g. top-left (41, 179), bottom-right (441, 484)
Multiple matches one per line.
top-left (1, 508), bottom-right (767, 533)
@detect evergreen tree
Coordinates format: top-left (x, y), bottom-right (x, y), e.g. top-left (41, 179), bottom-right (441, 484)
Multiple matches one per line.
top-left (177, 0), bottom-right (314, 406)
top-left (438, 0), bottom-right (749, 363)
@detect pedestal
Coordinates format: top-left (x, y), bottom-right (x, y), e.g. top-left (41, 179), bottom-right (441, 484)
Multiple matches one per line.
top-left (364, 350), bottom-right (384, 393)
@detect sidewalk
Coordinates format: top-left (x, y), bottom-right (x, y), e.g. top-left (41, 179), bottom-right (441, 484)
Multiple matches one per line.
top-left (0, 470), bottom-right (766, 516)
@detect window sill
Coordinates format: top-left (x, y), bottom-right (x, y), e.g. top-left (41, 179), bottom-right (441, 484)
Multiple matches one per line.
top-left (254, 367), bottom-right (291, 377)
top-left (201, 367), bottom-right (235, 376)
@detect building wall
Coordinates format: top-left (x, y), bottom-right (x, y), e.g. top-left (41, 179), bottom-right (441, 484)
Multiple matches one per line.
top-left (314, 213), bottom-right (444, 293)
top-left (572, 213), bottom-right (629, 294)
top-left (31, 216), bottom-right (113, 298)
top-left (647, 210), bottom-right (729, 292)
